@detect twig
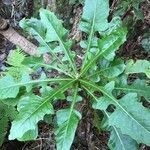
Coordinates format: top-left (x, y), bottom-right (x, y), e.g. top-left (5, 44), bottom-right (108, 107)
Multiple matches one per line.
top-left (0, 17), bottom-right (39, 56)
top-left (0, 27), bottom-right (39, 56)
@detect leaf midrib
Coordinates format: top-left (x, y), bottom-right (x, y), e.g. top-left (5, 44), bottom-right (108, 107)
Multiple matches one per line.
top-left (30, 28), bottom-right (63, 65)
top-left (60, 85), bottom-right (78, 150)
top-left (81, 0), bottom-right (97, 68)
top-left (87, 63), bottom-right (125, 78)
top-left (14, 80), bottom-right (75, 135)
top-left (39, 63), bottom-right (73, 77)
top-left (115, 87), bottom-right (150, 95)
top-left (80, 36), bottom-right (123, 77)
top-left (84, 87), bottom-right (127, 150)
top-left (46, 17), bottom-right (77, 74)
top-left (0, 78), bottom-right (72, 90)
top-left (104, 111), bottom-right (126, 150)
top-left (113, 127), bottom-right (126, 150)
top-left (80, 79), bottom-right (150, 135)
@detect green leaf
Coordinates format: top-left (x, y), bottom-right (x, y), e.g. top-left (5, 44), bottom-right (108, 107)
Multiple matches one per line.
top-left (23, 56), bottom-right (73, 77)
top-left (20, 16), bottom-right (65, 68)
top-left (109, 93), bottom-right (150, 146)
top-left (125, 60), bottom-right (150, 78)
top-left (104, 111), bottom-right (138, 150)
top-left (0, 97), bottom-right (20, 106)
top-left (101, 17), bottom-right (123, 35)
top-left (80, 27), bottom-right (127, 76)
top-left (0, 102), bottom-right (17, 146)
top-left (7, 48), bottom-right (26, 67)
top-left (109, 127), bottom-right (138, 150)
top-left (80, 0), bottom-right (109, 33)
top-left (80, 0), bottom-right (109, 68)
top-left (83, 86), bottom-right (138, 150)
top-left (9, 95), bottom-right (54, 140)
top-left (39, 9), bottom-right (77, 74)
top-left (113, 0), bottom-right (144, 20)
top-left (92, 82), bottom-right (116, 110)
top-left (98, 27), bottom-right (127, 60)
top-left (115, 79), bottom-right (150, 101)
top-left (9, 80), bottom-right (75, 140)
top-left (39, 9), bottom-right (67, 42)
top-left (0, 74), bottom-right (73, 99)
top-left (56, 85), bottom-right (81, 150)
top-left (0, 75), bottom-right (20, 99)
top-left (56, 109), bottom-right (81, 150)
top-left (80, 80), bottom-right (150, 145)
top-left (89, 59), bottom-right (126, 79)
top-left (5, 48), bottom-right (31, 81)
top-left (101, 59), bottom-right (126, 78)
top-left (18, 128), bottom-right (38, 141)
top-left (19, 18), bottom-right (46, 54)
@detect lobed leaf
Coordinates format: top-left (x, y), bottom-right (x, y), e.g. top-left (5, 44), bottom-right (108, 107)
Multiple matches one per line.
top-left (56, 86), bottom-right (81, 150)
top-left (115, 79), bottom-right (150, 102)
top-left (109, 93), bottom-right (150, 146)
top-left (125, 60), bottom-right (150, 78)
top-left (9, 80), bottom-right (75, 140)
top-left (101, 60), bottom-right (125, 78)
top-left (56, 109), bottom-right (81, 150)
top-left (0, 74), bottom-right (72, 99)
top-left (39, 9), bottom-right (77, 74)
top-left (20, 14), bottom-right (70, 75)
top-left (80, 27), bottom-right (127, 76)
top-left (89, 59), bottom-right (126, 79)
top-left (0, 102), bottom-right (17, 146)
top-left (108, 127), bottom-right (138, 150)
top-left (80, 0), bottom-right (109, 33)
top-left (104, 112), bottom-right (138, 150)
top-left (80, 80), bottom-right (150, 146)
top-left (80, 0), bottom-right (109, 68)
top-left (20, 18), bottom-right (47, 54)
top-left (9, 95), bottom-right (54, 140)
top-left (92, 82), bottom-right (116, 110)
top-left (83, 86), bottom-right (138, 150)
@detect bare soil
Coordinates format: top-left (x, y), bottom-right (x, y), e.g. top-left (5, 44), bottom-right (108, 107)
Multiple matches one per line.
top-left (0, 0), bottom-right (150, 150)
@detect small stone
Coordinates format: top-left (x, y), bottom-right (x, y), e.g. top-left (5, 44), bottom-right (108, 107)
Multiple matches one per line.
top-left (0, 63), bottom-right (6, 72)
top-left (0, 53), bottom-right (6, 62)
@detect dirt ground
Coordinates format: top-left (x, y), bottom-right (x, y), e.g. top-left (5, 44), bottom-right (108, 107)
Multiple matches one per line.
top-left (0, 0), bottom-right (150, 150)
